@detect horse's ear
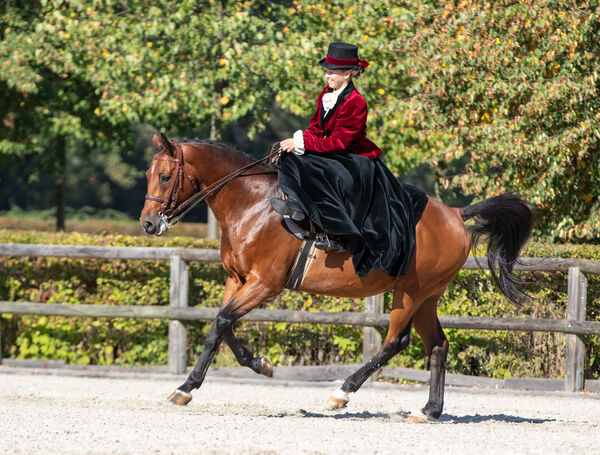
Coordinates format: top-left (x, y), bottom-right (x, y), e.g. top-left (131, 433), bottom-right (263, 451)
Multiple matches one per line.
top-left (152, 132), bottom-right (175, 156)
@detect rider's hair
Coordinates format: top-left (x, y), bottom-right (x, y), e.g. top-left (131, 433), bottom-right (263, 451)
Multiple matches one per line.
top-left (351, 66), bottom-right (365, 80)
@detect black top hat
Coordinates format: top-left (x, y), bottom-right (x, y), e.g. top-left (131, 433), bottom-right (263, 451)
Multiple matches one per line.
top-left (319, 42), bottom-right (369, 70)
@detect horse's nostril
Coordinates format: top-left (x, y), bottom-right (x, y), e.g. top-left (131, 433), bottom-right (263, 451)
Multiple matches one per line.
top-left (143, 220), bottom-right (155, 233)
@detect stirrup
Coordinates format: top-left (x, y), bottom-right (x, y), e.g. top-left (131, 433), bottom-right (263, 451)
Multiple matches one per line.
top-left (315, 235), bottom-right (346, 253)
top-left (270, 197), bottom-right (306, 221)
top-left (282, 217), bottom-right (312, 241)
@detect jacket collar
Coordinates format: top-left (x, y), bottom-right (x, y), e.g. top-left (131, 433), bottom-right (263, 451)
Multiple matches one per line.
top-left (320, 81), bottom-right (355, 129)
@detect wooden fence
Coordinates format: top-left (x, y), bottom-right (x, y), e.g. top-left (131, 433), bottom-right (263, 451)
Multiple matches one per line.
top-left (1, 243), bottom-right (599, 392)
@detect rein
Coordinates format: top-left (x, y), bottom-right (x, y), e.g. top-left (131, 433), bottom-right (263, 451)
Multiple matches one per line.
top-left (145, 141), bottom-right (281, 230)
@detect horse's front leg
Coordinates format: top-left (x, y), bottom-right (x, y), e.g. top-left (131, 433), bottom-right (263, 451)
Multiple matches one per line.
top-left (168, 274), bottom-right (276, 405)
top-left (168, 317), bottom-right (222, 405)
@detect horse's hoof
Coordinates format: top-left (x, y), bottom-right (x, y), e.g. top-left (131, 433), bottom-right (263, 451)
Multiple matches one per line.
top-left (168, 389), bottom-right (192, 406)
top-left (325, 396), bottom-right (349, 410)
top-left (325, 388), bottom-right (349, 410)
top-left (258, 356), bottom-right (274, 378)
top-left (407, 411), bottom-right (430, 424)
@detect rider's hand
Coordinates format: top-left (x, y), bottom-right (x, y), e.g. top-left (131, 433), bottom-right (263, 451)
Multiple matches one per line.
top-left (280, 138), bottom-right (296, 153)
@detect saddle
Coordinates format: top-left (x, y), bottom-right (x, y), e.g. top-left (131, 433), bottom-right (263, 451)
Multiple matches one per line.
top-left (268, 145), bottom-right (346, 254)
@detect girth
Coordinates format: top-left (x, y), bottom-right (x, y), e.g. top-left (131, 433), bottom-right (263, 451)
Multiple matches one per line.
top-left (285, 238), bottom-right (317, 291)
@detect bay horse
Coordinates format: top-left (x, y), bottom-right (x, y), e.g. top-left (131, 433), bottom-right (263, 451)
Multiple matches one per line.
top-left (140, 133), bottom-right (532, 420)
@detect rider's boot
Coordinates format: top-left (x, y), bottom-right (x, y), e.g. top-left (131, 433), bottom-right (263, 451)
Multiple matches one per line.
top-left (270, 197), bottom-right (306, 222)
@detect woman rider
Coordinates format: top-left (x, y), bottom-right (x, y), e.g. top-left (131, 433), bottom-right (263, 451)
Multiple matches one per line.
top-left (272, 42), bottom-right (427, 278)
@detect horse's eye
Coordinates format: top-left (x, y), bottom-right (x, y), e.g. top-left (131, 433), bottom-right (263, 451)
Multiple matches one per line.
top-left (160, 174), bottom-right (171, 183)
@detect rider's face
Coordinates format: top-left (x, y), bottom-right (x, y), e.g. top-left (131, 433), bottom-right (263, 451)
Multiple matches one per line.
top-left (324, 69), bottom-right (351, 90)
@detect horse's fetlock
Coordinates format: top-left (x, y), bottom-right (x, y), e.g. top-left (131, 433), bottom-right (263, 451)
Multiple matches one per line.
top-left (422, 402), bottom-right (442, 420)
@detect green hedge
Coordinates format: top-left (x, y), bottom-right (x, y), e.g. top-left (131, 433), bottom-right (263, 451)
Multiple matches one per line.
top-left (1, 230), bottom-right (598, 380)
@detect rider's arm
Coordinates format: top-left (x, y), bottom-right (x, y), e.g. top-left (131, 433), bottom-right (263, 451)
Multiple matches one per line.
top-left (290, 89), bottom-right (327, 154)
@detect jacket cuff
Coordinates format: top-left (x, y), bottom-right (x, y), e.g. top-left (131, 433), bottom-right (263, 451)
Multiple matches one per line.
top-left (293, 130), bottom-right (305, 155)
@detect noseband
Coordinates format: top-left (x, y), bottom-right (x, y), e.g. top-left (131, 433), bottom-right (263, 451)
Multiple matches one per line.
top-left (145, 141), bottom-right (281, 230)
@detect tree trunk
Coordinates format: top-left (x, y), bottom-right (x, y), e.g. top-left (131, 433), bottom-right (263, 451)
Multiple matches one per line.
top-left (55, 136), bottom-right (66, 232)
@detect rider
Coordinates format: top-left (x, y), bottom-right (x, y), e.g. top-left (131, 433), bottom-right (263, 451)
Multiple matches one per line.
top-left (272, 42), bottom-right (378, 251)
top-left (272, 42), bottom-right (427, 276)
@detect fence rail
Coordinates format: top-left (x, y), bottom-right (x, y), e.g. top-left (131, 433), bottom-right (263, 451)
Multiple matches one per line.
top-left (0, 243), bottom-right (598, 392)
top-left (1, 301), bottom-right (600, 335)
top-left (3, 242), bottom-right (600, 273)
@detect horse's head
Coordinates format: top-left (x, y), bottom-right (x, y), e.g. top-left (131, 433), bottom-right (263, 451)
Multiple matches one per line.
top-left (140, 133), bottom-right (198, 236)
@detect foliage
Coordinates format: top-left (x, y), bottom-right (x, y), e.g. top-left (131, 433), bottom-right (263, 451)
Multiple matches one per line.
top-left (0, 212), bottom-right (210, 237)
top-left (1, 232), bottom-right (599, 380)
top-left (0, 230), bottom-right (363, 368)
top-left (2, 1), bottom-right (600, 240)
top-left (404, 1), bottom-right (600, 242)
top-left (8, 0), bottom-right (289, 137)
top-left (0, 1), bottom-right (142, 228)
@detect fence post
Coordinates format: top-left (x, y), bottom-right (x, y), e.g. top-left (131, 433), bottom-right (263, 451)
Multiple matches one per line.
top-left (207, 209), bottom-right (219, 240)
top-left (169, 255), bottom-right (188, 374)
top-left (363, 294), bottom-right (384, 362)
top-left (565, 267), bottom-right (586, 392)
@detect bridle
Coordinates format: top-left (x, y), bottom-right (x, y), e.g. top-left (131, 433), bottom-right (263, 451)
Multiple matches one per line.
top-left (145, 140), bottom-right (282, 230)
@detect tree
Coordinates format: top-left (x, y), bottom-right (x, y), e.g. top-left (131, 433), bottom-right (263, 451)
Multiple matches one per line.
top-left (0, 1), bottom-right (134, 230)
top-left (1, 1), bottom-right (290, 230)
top-left (392, 1), bottom-right (600, 241)
top-left (2, 0), bottom-right (599, 241)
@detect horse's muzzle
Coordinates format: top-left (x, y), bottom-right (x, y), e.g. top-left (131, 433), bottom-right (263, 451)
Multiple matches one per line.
top-left (142, 220), bottom-right (156, 235)
top-left (141, 218), bottom-right (168, 236)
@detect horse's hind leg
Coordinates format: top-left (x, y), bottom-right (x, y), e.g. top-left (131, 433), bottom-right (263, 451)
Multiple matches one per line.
top-left (326, 290), bottom-right (417, 410)
top-left (214, 303), bottom-right (274, 378)
top-left (412, 293), bottom-right (449, 420)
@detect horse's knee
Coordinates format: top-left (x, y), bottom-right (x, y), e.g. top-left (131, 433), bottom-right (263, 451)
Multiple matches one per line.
top-left (379, 329), bottom-right (410, 361)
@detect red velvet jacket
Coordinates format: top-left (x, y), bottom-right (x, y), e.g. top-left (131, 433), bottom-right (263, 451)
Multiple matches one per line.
top-left (302, 83), bottom-right (382, 159)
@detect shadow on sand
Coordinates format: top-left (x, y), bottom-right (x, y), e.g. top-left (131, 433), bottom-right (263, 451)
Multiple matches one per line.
top-left (294, 409), bottom-right (556, 425)
top-left (438, 413), bottom-right (556, 424)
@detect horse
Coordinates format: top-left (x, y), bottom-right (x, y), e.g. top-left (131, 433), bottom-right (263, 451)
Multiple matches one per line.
top-left (140, 133), bottom-right (532, 420)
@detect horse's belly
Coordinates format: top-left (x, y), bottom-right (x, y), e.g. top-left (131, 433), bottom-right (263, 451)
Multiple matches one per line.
top-left (298, 252), bottom-right (396, 298)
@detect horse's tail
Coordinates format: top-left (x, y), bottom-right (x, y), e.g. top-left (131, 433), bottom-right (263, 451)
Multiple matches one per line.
top-left (461, 194), bottom-right (533, 305)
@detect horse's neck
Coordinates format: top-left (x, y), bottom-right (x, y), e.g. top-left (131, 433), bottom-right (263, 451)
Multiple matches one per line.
top-left (186, 142), bottom-right (276, 224)
top-left (187, 142), bottom-right (246, 185)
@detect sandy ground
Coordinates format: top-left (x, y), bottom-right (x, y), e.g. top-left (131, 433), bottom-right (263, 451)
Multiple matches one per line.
top-left (0, 369), bottom-right (599, 455)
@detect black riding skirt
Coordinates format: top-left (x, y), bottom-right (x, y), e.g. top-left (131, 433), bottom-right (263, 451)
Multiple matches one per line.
top-left (276, 152), bottom-right (428, 277)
